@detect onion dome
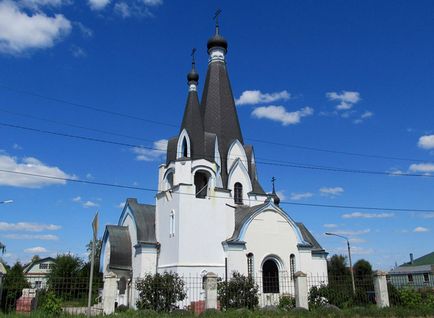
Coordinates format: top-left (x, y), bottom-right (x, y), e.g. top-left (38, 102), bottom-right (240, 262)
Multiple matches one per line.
top-left (207, 33), bottom-right (228, 53)
top-left (187, 48), bottom-right (199, 85)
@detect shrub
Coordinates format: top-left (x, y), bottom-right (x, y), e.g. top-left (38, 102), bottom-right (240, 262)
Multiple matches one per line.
top-left (399, 288), bottom-right (422, 308)
top-left (278, 295), bottom-right (295, 311)
top-left (136, 272), bottom-right (186, 312)
top-left (217, 272), bottom-right (258, 310)
top-left (39, 291), bottom-right (62, 316)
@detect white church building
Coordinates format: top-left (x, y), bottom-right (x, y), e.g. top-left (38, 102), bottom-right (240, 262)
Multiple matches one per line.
top-left (101, 20), bottom-right (328, 308)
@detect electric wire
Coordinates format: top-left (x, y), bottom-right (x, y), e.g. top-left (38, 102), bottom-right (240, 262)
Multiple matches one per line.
top-left (1, 121), bottom-right (432, 178)
top-left (0, 168), bottom-right (433, 213)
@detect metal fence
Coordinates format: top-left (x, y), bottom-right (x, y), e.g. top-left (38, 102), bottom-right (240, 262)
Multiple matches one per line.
top-left (0, 272), bottom-right (433, 314)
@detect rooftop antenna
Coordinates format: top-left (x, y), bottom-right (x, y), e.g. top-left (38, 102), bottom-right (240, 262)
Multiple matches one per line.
top-left (213, 9), bottom-right (222, 34)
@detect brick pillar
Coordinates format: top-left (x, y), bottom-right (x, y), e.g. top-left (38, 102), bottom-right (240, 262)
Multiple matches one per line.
top-left (294, 271), bottom-right (308, 310)
top-left (374, 271), bottom-right (389, 308)
top-left (103, 272), bottom-right (118, 315)
top-left (204, 272), bottom-right (218, 310)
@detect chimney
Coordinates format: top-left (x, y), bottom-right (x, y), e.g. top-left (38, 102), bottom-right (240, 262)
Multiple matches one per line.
top-left (410, 253), bottom-right (414, 264)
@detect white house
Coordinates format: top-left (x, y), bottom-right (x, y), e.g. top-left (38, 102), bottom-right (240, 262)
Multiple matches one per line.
top-left (101, 21), bottom-right (328, 308)
top-left (23, 257), bottom-right (55, 289)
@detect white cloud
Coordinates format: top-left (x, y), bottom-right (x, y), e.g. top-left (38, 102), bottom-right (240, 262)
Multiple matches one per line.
top-left (133, 139), bottom-right (167, 161)
top-left (419, 212), bottom-right (434, 219)
top-left (349, 238), bottom-right (366, 243)
top-left (354, 111), bottom-right (374, 124)
top-left (0, 222), bottom-right (61, 232)
top-left (72, 196), bottom-right (81, 202)
top-left (324, 223), bottom-right (338, 228)
top-left (236, 90), bottom-right (290, 106)
top-left (276, 191), bottom-right (286, 200)
top-left (251, 106), bottom-right (313, 126)
top-left (341, 212), bottom-right (394, 219)
top-left (117, 202), bottom-right (125, 209)
top-left (418, 135), bottom-right (434, 150)
top-left (75, 22), bottom-right (93, 38)
top-left (88, 0), bottom-right (110, 10)
top-left (0, 155), bottom-right (72, 188)
top-left (70, 45), bottom-right (86, 58)
top-left (326, 91), bottom-right (361, 110)
top-left (290, 192), bottom-right (313, 201)
top-left (83, 200), bottom-right (98, 208)
top-left (19, 0), bottom-right (67, 8)
top-left (333, 229), bottom-right (371, 236)
top-left (319, 186), bottom-right (344, 197)
top-left (24, 246), bottom-right (48, 254)
top-left (4, 234), bottom-right (58, 240)
top-left (413, 226), bottom-right (429, 233)
top-left (12, 144), bottom-right (22, 150)
top-left (143, 0), bottom-right (162, 6)
top-left (114, 2), bottom-right (130, 17)
top-left (0, 0), bottom-right (71, 55)
top-left (409, 163), bottom-right (434, 173)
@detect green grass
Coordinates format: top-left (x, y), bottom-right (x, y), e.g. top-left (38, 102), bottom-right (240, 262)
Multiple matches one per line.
top-left (1, 306), bottom-right (434, 317)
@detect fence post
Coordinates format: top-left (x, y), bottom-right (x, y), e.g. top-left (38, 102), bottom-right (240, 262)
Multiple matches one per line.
top-left (294, 271), bottom-right (309, 310)
top-left (103, 272), bottom-right (117, 315)
top-left (204, 272), bottom-right (218, 310)
top-left (373, 271), bottom-right (389, 308)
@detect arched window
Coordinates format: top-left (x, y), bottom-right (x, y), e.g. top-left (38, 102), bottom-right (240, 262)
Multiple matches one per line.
top-left (182, 138), bottom-right (188, 158)
top-left (290, 254), bottom-right (296, 280)
top-left (194, 171), bottom-right (209, 199)
top-left (234, 182), bottom-right (243, 205)
top-left (262, 259), bottom-right (279, 293)
top-left (166, 172), bottom-right (174, 190)
top-left (247, 253), bottom-right (254, 277)
top-left (169, 211), bottom-right (175, 237)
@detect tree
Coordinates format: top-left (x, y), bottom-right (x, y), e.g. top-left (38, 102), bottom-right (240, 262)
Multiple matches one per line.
top-left (327, 254), bottom-right (350, 277)
top-left (86, 239), bottom-right (102, 265)
top-left (1, 262), bottom-right (30, 312)
top-left (218, 272), bottom-right (259, 310)
top-left (353, 259), bottom-right (372, 281)
top-left (47, 254), bottom-right (85, 301)
top-left (136, 272), bottom-right (186, 312)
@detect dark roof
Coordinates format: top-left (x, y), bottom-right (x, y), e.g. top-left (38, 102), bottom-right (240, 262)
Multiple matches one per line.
top-left (401, 251), bottom-right (434, 267)
top-left (180, 89), bottom-right (204, 160)
top-left (125, 198), bottom-right (157, 244)
top-left (106, 225), bottom-right (132, 271)
top-left (226, 203), bottom-right (269, 242)
top-left (166, 136), bottom-right (178, 164)
top-left (244, 145), bottom-right (265, 194)
top-left (296, 223), bottom-right (325, 252)
top-left (201, 59), bottom-right (243, 187)
top-left (23, 257), bottom-right (55, 273)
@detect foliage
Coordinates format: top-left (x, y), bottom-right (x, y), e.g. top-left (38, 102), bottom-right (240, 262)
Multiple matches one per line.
top-left (353, 259), bottom-right (372, 279)
top-left (0, 262), bottom-right (30, 312)
top-left (85, 239), bottom-right (102, 266)
top-left (217, 272), bottom-right (259, 310)
top-left (327, 254), bottom-right (350, 277)
top-left (135, 272), bottom-right (186, 312)
top-left (277, 295), bottom-right (295, 311)
top-left (38, 290), bottom-right (62, 316)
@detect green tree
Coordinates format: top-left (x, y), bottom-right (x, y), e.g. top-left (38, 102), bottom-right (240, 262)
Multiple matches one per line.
top-left (328, 254), bottom-right (350, 277)
top-left (85, 239), bottom-right (102, 265)
top-left (136, 272), bottom-right (186, 312)
top-left (218, 272), bottom-right (259, 310)
top-left (1, 262), bottom-right (30, 312)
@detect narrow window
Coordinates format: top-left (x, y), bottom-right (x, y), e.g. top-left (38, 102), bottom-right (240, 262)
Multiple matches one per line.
top-left (182, 138), bottom-right (188, 158)
top-left (170, 211), bottom-right (175, 237)
top-left (424, 273), bottom-right (429, 283)
top-left (408, 274), bottom-right (413, 283)
top-left (194, 171), bottom-right (209, 198)
top-left (290, 254), bottom-right (296, 280)
top-left (247, 253), bottom-right (254, 277)
top-left (234, 182), bottom-right (243, 205)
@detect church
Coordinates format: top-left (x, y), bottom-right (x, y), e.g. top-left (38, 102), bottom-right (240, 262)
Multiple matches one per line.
top-left (101, 19), bottom-right (328, 308)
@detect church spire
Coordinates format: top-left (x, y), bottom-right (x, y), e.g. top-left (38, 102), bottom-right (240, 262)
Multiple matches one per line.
top-left (201, 13), bottom-right (243, 187)
top-left (179, 49), bottom-right (204, 159)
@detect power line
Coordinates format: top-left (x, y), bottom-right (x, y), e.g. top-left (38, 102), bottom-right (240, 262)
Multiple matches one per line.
top-left (1, 120), bottom-right (432, 178)
top-left (0, 168), bottom-right (433, 212)
top-left (0, 84), bottom-right (176, 128)
top-left (0, 84), bottom-right (428, 163)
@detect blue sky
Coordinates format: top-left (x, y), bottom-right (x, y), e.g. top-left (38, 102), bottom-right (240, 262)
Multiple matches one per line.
top-left (0, 0), bottom-right (433, 270)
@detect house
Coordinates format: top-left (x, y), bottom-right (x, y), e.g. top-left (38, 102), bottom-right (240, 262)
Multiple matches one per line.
top-left (389, 252), bottom-right (434, 287)
top-left (23, 257), bottom-right (55, 289)
top-left (101, 19), bottom-right (328, 308)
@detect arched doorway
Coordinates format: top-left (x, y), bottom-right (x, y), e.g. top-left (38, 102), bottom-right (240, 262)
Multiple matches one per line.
top-left (262, 259), bottom-right (279, 293)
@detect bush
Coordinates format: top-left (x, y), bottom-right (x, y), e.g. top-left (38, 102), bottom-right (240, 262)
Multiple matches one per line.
top-left (217, 272), bottom-right (258, 310)
top-left (135, 272), bottom-right (186, 312)
top-left (278, 295), bottom-right (295, 311)
top-left (38, 291), bottom-right (62, 316)
top-left (399, 288), bottom-right (422, 308)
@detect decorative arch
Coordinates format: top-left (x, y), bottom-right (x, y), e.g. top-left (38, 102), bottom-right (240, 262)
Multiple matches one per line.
top-left (176, 129), bottom-right (191, 159)
top-left (261, 256), bottom-right (281, 294)
top-left (163, 168), bottom-right (175, 190)
top-left (227, 140), bottom-right (248, 174)
top-left (227, 159), bottom-right (252, 195)
top-left (194, 170), bottom-right (211, 199)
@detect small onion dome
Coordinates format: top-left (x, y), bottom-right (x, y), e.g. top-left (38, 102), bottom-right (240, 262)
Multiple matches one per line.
top-left (273, 193), bottom-right (281, 206)
top-left (187, 68), bottom-right (199, 84)
top-left (207, 33), bottom-right (228, 53)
